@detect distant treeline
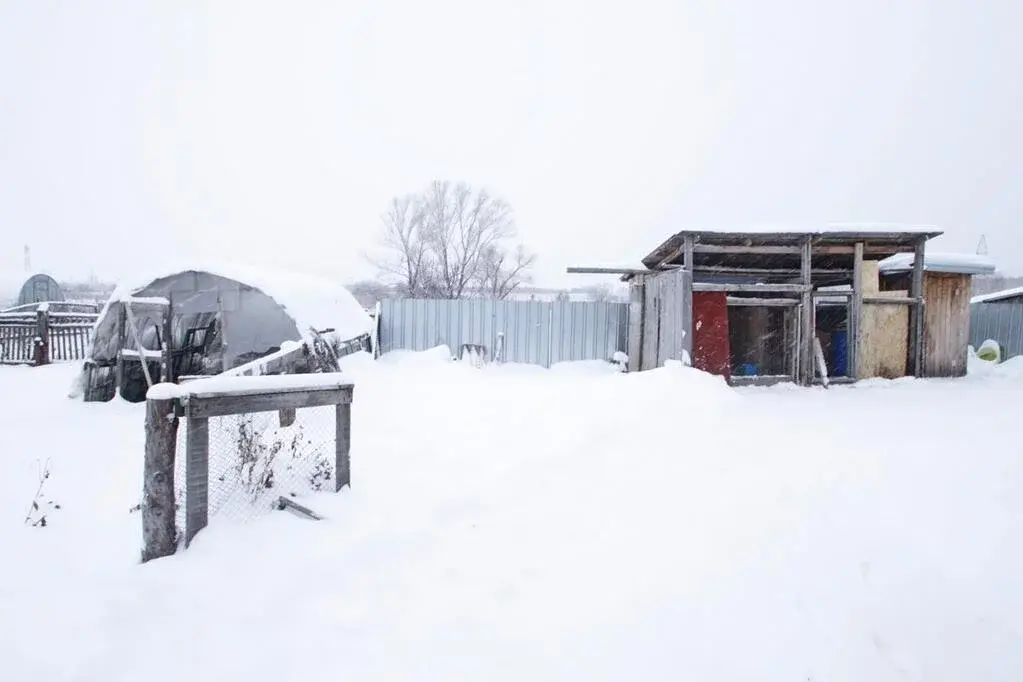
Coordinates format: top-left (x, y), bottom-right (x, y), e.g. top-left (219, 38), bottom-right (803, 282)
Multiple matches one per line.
top-left (972, 275), bottom-right (1023, 298)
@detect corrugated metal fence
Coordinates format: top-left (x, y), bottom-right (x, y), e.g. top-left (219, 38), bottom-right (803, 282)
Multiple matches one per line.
top-left (970, 302), bottom-right (1023, 359)
top-left (377, 298), bottom-right (629, 367)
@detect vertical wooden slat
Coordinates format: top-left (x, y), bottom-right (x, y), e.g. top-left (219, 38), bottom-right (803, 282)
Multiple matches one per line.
top-left (851, 242), bottom-right (864, 379)
top-left (184, 415), bottom-right (209, 547)
top-left (335, 402), bottom-right (352, 491)
top-left (682, 236), bottom-right (695, 363)
top-left (909, 236), bottom-right (927, 377)
top-left (799, 236), bottom-right (814, 385)
top-left (627, 280), bottom-right (644, 372)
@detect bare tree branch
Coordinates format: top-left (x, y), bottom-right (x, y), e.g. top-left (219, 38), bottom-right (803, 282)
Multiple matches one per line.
top-left (366, 181), bottom-right (534, 299)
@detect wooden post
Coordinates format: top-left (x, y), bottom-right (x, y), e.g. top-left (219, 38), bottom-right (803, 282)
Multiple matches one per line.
top-left (627, 278), bottom-right (644, 372)
top-left (161, 292), bottom-right (174, 384)
top-left (335, 402), bottom-right (351, 491)
top-left (850, 242), bottom-right (864, 379)
top-left (33, 306), bottom-right (50, 366)
top-left (682, 235), bottom-right (695, 364)
top-left (184, 415), bottom-right (209, 546)
top-left (909, 236), bottom-right (927, 376)
top-left (142, 397), bottom-right (179, 562)
top-left (799, 236), bottom-right (814, 385)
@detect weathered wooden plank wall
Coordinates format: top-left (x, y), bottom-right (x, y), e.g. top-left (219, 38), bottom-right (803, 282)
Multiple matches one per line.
top-left (922, 273), bottom-right (971, 378)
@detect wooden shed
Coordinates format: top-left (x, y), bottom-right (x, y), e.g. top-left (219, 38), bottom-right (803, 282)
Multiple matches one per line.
top-left (569, 226), bottom-right (951, 386)
top-left (878, 252), bottom-right (995, 378)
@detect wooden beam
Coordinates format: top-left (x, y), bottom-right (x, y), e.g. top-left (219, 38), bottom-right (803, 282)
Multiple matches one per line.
top-left (851, 242), bottom-right (864, 380)
top-left (185, 385), bottom-right (354, 419)
top-left (566, 266), bottom-right (662, 275)
top-left (726, 296), bottom-right (800, 307)
top-left (814, 245), bottom-right (917, 255)
top-left (729, 375), bottom-right (795, 387)
top-left (694, 282), bottom-right (808, 294)
top-left (694, 244), bottom-right (800, 255)
top-left (908, 236), bottom-right (927, 376)
top-left (799, 236), bottom-right (814, 385)
top-left (695, 265), bottom-right (851, 277)
top-left (863, 296), bottom-right (920, 305)
top-left (276, 496), bottom-right (324, 520)
top-left (655, 239), bottom-right (688, 269)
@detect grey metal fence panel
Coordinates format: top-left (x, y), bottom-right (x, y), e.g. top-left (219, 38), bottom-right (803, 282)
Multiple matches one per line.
top-left (378, 298), bottom-right (629, 367)
top-left (970, 302), bottom-right (1023, 359)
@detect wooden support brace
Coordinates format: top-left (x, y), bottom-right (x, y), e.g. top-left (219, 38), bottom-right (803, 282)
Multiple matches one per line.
top-left (850, 242), bottom-right (864, 380)
top-left (799, 236), bottom-right (814, 385)
top-left (909, 236), bottom-right (927, 376)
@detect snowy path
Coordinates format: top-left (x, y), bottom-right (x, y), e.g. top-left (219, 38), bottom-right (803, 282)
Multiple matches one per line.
top-left (1, 354), bottom-right (1022, 681)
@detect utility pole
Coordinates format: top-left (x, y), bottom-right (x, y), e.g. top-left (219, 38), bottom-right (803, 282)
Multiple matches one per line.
top-left (977, 234), bottom-right (988, 256)
top-left (23, 245), bottom-right (31, 272)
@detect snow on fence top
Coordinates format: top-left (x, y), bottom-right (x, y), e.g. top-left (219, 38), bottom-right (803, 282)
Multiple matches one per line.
top-left (972, 286), bottom-right (1023, 305)
top-left (147, 372), bottom-right (352, 400)
top-left (878, 252), bottom-right (996, 276)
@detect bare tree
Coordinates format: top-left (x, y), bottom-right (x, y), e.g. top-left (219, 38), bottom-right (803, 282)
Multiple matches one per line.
top-left (367, 195), bottom-right (429, 297)
top-left (368, 181), bottom-right (535, 299)
top-left (581, 282), bottom-right (616, 303)
top-left (347, 279), bottom-right (396, 308)
top-left (476, 244), bottom-right (536, 299)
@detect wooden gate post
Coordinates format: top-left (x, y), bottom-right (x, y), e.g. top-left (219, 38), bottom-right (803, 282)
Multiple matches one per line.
top-left (33, 306), bottom-right (50, 366)
top-left (142, 396), bottom-right (179, 562)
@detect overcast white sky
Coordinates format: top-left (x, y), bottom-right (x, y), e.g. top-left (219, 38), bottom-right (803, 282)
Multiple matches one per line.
top-left (1, 0), bottom-right (1021, 287)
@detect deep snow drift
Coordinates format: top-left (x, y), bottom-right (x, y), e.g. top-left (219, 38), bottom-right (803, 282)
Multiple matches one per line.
top-left (2, 351), bottom-right (1022, 681)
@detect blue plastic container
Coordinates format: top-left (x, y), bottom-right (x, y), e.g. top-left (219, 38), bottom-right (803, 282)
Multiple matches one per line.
top-left (740, 362), bottom-right (758, 376)
top-left (832, 330), bottom-right (848, 377)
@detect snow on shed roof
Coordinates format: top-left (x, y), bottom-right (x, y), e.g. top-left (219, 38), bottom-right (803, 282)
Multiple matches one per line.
top-left (971, 286), bottom-right (1023, 305)
top-left (878, 252), bottom-right (996, 276)
top-left (641, 224), bottom-right (943, 270)
top-left (668, 222), bottom-right (942, 236)
top-left (107, 261), bottom-right (372, 342)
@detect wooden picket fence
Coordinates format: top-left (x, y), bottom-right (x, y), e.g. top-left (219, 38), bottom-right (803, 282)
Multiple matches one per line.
top-left (0, 302), bottom-right (99, 365)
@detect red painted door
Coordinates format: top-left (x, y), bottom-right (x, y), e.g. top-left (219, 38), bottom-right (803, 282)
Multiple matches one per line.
top-left (692, 292), bottom-right (731, 379)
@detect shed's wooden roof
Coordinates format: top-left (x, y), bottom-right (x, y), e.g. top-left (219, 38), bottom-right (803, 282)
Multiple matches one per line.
top-left (640, 226), bottom-right (943, 273)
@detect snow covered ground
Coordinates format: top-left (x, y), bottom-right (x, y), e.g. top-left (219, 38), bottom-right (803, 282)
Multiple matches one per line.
top-left (2, 351), bottom-right (1023, 681)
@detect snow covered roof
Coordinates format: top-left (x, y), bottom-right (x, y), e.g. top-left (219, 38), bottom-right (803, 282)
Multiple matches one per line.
top-left (971, 286), bottom-right (1023, 305)
top-left (110, 261), bottom-right (372, 341)
top-left (878, 252), bottom-right (996, 276)
top-left (642, 224), bottom-right (943, 271)
top-left (662, 223), bottom-right (942, 237)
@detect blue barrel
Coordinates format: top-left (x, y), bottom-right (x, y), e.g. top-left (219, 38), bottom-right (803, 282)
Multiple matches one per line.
top-left (832, 330), bottom-right (849, 377)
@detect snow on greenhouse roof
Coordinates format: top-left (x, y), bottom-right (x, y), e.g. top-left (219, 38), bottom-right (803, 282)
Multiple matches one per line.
top-left (106, 261), bottom-right (372, 342)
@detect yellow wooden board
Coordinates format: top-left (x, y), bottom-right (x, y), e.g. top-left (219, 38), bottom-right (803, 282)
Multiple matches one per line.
top-left (858, 289), bottom-right (909, 379)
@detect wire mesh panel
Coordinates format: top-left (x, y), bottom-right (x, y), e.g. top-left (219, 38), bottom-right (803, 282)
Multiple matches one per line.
top-left (173, 406), bottom-right (337, 530)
